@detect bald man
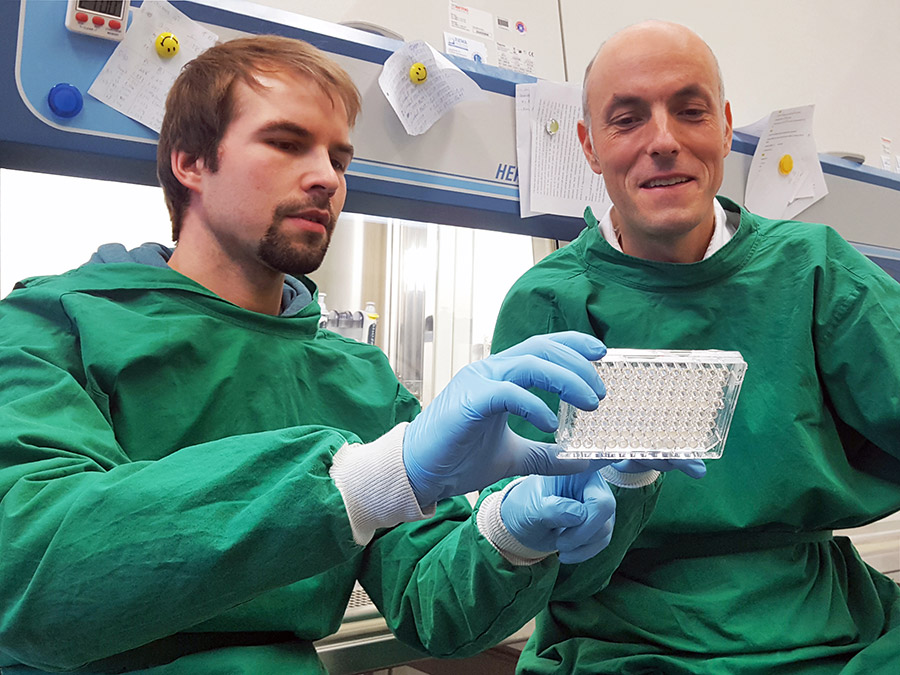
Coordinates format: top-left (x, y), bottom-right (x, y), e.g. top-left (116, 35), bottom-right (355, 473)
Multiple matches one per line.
top-left (491, 20), bottom-right (900, 674)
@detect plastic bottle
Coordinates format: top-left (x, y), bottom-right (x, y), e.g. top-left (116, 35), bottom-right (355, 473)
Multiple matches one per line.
top-left (318, 292), bottom-right (329, 329)
top-left (362, 301), bottom-right (379, 345)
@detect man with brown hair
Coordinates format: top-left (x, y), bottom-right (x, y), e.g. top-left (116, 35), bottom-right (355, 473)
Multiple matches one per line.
top-left (0, 35), bottom-right (700, 673)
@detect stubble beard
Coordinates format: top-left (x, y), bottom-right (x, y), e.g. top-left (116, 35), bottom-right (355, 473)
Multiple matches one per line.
top-left (257, 200), bottom-right (336, 277)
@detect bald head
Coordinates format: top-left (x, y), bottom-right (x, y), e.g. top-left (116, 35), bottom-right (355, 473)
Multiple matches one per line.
top-left (574, 19), bottom-right (733, 263)
top-left (582, 21), bottom-right (724, 129)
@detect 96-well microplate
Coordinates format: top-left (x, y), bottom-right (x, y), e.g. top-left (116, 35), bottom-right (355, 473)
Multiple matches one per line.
top-left (556, 349), bottom-right (747, 460)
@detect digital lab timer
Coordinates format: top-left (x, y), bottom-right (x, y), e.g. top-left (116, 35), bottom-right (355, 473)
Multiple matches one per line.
top-left (65, 0), bottom-right (131, 42)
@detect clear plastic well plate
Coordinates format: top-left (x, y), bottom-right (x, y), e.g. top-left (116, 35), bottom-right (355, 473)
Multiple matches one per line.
top-left (556, 349), bottom-right (747, 460)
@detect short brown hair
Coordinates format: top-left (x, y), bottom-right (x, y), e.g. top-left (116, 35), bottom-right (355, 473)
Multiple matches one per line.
top-left (157, 35), bottom-right (361, 240)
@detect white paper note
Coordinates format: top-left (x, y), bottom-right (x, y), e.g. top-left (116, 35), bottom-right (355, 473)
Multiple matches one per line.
top-left (744, 105), bottom-right (828, 220)
top-left (378, 40), bottom-right (484, 136)
top-left (88, 1), bottom-right (218, 133)
top-left (517, 81), bottom-right (610, 219)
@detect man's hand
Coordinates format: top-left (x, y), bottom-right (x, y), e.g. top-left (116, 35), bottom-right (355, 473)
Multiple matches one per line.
top-left (500, 470), bottom-right (616, 564)
top-left (403, 332), bottom-right (609, 506)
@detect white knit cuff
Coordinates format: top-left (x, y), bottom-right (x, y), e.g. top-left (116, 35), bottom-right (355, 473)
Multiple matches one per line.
top-left (330, 422), bottom-right (434, 546)
top-left (600, 464), bottom-right (661, 488)
top-left (476, 479), bottom-right (552, 566)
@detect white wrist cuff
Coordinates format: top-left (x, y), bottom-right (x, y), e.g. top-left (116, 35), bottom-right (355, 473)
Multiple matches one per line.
top-left (600, 464), bottom-right (660, 488)
top-left (476, 479), bottom-right (552, 566)
top-left (330, 422), bottom-right (433, 546)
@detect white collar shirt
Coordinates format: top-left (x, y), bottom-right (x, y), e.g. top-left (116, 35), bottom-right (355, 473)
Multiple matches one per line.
top-left (596, 199), bottom-right (735, 260)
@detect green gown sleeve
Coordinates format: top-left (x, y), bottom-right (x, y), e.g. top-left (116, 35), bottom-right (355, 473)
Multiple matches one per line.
top-left (357, 472), bottom-right (662, 660)
top-left (814, 230), bottom-right (900, 480)
top-left (359, 494), bottom-right (559, 659)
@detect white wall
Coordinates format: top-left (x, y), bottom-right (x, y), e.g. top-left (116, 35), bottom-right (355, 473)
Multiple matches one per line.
top-left (559, 0), bottom-right (900, 172)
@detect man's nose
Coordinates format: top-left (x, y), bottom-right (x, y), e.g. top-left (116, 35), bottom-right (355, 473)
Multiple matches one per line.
top-left (301, 148), bottom-right (340, 196)
top-left (646, 114), bottom-right (680, 157)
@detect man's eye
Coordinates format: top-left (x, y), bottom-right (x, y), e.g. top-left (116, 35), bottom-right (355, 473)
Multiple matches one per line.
top-left (611, 115), bottom-right (638, 128)
top-left (269, 140), bottom-right (298, 152)
top-left (680, 108), bottom-right (705, 119)
top-left (331, 158), bottom-right (346, 173)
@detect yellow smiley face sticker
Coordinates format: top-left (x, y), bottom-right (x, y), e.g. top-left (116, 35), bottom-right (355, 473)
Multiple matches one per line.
top-left (155, 32), bottom-right (180, 58)
top-left (409, 62), bottom-right (428, 84)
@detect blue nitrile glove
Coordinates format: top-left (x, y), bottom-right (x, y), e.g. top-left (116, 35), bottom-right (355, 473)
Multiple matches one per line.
top-left (403, 331), bottom-right (609, 506)
top-left (611, 458), bottom-right (707, 479)
top-left (500, 470), bottom-right (616, 564)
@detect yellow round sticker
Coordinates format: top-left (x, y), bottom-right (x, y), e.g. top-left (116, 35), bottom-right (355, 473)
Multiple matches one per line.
top-left (778, 154), bottom-right (794, 175)
top-left (155, 32), bottom-right (180, 58)
top-left (409, 62), bottom-right (428, 84)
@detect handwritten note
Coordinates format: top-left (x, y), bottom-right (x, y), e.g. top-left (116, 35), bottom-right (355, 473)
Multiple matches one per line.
top-left (378, 40), bottom-right (484, 136)
top-left (516, 81), bottom-right (610, 219)
top-left (89, 1), bottom-right (218, 134)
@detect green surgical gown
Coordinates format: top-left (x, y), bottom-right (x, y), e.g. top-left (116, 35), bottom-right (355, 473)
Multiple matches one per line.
top-left (492, 198), bottom-right (900, 674)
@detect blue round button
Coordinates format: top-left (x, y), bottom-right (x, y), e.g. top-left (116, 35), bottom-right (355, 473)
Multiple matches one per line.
top-left (48, 83), bottom-right (84, 118)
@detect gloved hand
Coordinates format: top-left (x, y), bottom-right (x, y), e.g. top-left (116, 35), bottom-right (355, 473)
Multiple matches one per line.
top-left (500, 470), bottom-right (616, 564)
top-left (403, 331), bottom-right (609, 506)
top-left (611, 458), bottom-right (707, 479)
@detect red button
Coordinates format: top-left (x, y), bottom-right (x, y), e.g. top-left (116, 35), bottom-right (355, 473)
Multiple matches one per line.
top-left (92, 16), bottom-right (105, 26)
top-left (75, 12), bottom-right (88, 22)
top-left (109, 19), bottom-right (121, 30)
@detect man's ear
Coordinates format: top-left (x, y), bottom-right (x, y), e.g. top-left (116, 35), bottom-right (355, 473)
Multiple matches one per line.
top-left (722, 100), bottom-right (733, 158)
top-left (170, 149), bottom-right (206, 192)
top-left (577, 120), bottom-right (603, 174)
